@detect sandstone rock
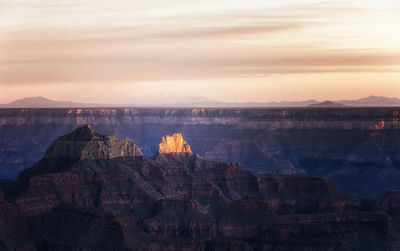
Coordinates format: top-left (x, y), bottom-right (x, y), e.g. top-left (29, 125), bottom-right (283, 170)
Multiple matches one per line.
top-left (2, 108), bottom-right (400, 198)
top-left (158, 133), bottom-right (192, 154)
top-left (45, 124), bottom-right (143, 161)
top-left (1, 126), bottom-right (399, 250)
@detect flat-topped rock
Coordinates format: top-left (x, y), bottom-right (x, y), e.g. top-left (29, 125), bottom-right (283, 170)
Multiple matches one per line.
top-left (158, 133), bottom-right (192, 154)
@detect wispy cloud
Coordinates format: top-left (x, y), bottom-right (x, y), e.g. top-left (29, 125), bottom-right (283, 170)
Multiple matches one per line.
top-left (2, 41), bottom-right (399, 84)
top-left (1, 0), bottom-right (400, 102)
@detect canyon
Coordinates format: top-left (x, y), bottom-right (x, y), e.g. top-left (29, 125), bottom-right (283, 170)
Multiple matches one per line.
top-left (1, 107), bottom-right (400, 197)
top-left (0, 125), bottom-right (399, 250)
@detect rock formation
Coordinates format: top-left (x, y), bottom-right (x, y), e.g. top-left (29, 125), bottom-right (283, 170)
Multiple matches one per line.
top-left (0, 126), bottom-right (399, 250)
top-left (45, 124), bottom-right (143, 160)
top-left (158, 133), bottom-right (192, 154)
top-left (2, 107), bottom-right (400, 197)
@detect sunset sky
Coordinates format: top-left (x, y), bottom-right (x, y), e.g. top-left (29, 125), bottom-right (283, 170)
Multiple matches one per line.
top-left (1, 0), bottom-right (400, 104)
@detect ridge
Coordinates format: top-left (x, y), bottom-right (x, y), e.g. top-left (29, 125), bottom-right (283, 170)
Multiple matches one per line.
top-left (44, 125), bottom-right (143, 161)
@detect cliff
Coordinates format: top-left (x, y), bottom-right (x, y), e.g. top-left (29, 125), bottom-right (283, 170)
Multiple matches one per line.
top-left (158, 133), bottom-right (192, 153)
top-left (0, 126), bottom-right (399, 250)
top-left (1, 107), bottom-right (400, 197)
top-left (45, 124), bottom-right (143, 160)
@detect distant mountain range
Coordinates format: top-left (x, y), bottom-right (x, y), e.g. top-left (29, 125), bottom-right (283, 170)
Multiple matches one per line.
top-left (165, 99), bottom-right (320, 108)
top-left (1, 95), bottom-right (400, 108)
top-left (308, 101), bottom-right (346, 108)
top-left (338, 96), bottom-right (400, 106)
top-left (0, 96), bottom-right (106, 108)
top-left (170, 96), bottom-right (400, 107)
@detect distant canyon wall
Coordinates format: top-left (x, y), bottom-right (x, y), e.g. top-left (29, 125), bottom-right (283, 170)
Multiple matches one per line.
top-left (1, 107), bottom-right (400, 197)
top-left (1, 107), bottom-right (400, 129)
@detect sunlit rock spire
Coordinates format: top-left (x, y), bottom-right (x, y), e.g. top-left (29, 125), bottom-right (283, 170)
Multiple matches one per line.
top-left (158, 133), bottom-right (192, 154)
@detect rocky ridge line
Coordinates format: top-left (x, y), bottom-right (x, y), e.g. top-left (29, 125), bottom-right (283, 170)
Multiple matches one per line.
top-left (44, 124), bottom-right (143, 160)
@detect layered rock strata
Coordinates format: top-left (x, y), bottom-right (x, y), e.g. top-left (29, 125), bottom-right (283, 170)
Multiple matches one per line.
top-left (0, 126), bottom-right (399, 250)
top-left (158, 133), bottom-right (192, 154)
top-left (1, 107), bottom-right (400, 197)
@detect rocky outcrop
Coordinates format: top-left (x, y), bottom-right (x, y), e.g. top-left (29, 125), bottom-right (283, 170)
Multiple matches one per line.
top-left (2, 107), bottom-right (400, 197)
top-left (158, 133), bottom-right (192, 154)
top-left (2, 108), bottom-right (400, 198)
top-left (45, 124), bottom-right (143, 161)
top-left (0, 126), bottom-right (399, 250)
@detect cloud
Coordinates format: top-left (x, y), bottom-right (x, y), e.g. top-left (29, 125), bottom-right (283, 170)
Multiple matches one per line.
top-left (140, 24), bottom-right (301, 41)
top-left (1, 0), bottom-right (400, 86)
top-left (1, 43), bottom-right (400, 85)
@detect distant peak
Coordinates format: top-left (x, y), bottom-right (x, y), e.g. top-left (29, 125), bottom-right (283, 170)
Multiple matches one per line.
top-left (158, 133), bottom-right (192, 154)
top-left (62, 124), bottom-right (97, 141)
top-left (308, 101), bottom-right (345, 107)
top-left (20, 96), bottom-right (51, 101)
top-left (45, 125), bottom-right (143, 161)
top-left (360, 95), bottom-right (398, 100)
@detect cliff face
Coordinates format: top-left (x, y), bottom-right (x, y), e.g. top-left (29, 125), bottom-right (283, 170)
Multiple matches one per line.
top-left (0, 126), bottom-right (399, 250)
top-left (158, 133), bottom-right (192, 154)
top-left (45, 124), bottom-right (143, 160)
top-left (1, 107), bottom-right (400, 197)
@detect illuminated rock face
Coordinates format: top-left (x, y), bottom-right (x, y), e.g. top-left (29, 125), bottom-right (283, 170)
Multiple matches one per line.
top-left (158, 133), bottom-right (192, 154)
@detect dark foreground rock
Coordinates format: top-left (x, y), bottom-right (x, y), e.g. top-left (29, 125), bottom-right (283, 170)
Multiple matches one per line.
top-left (0, 126), bottom-right (399, 250)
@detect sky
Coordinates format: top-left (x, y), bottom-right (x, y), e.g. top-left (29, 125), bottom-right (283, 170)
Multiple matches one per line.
top-left (1, 0), bottom-right (400, 104)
